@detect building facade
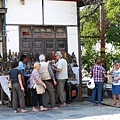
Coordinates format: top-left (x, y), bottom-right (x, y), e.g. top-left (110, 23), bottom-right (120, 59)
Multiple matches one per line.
top-left (1, 0), bottom-right (78, 60)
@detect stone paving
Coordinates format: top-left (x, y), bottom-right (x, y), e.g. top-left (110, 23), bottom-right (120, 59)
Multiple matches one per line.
top-left (0, 101), bottom-right (120, 120)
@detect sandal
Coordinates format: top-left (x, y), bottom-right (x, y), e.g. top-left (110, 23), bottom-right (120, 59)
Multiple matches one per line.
top-left (40, 108), bottom-right (48, 111)
top-left (116, 102), bottom-right (120, 106)
top-left (21, 109), bottom-right (28, 113)
top-left (14, 110), bottom-right (19, 113)
top-left (32, 108), bottom-right (39, 112)
top-left (91, 104), bottom-right (94, 107)
top-left (52, 107), bottom-right (58, 110)
top-left (111, 102), bottom-right (116, 106)
top-left (60, 102), bottom-right (66, 107)
top-left (98, 104), bottom-right (103, 107)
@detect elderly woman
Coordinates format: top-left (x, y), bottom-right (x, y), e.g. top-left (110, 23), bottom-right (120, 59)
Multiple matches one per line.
top-left (110, 61), bottom-right (120, 106)
top-left (30, 62), bottom-right (47, 112)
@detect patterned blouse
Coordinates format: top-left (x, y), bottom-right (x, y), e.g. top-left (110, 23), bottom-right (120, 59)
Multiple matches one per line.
top-left (30, 69), bottom-right (41, 89)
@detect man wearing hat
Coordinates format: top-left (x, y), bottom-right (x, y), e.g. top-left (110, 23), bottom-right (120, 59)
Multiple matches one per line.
top-left (52, 51), bottom-right (68, 107)
top-left (39, 54), bottom-right (58, 110)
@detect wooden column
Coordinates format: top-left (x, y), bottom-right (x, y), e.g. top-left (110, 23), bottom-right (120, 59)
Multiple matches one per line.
top-left (77, 1), bottom-right (83, 102)
top-left (2, 0), bottom-right (7, 61)
top-left (100, 1), bottom-right (105, 67)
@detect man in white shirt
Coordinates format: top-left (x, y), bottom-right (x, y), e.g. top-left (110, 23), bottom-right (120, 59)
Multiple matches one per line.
top-left (52, 51), bottom-right (68, 107)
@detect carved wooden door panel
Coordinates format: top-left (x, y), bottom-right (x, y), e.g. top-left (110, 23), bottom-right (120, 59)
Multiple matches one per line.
top-left (45, 39), bottom-right (55, 60)
top-left (32, 38), bottom-right (45, 54)
top-left (20, 38), bottom-right (33, 54)
top-left (19, 26), bottom-right (33, 54)
top-left (19, 26), bottom-right (67, 57)
top-left (56, 38), bottom-right (67, 53)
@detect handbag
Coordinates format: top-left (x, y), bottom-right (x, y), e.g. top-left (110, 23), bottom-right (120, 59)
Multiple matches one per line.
top-left (87, 78), bottom-right (95, 89)
top-left (35, 84), bottom-right (45, 94)
top-left (8, 81), bottom-right (12, 89)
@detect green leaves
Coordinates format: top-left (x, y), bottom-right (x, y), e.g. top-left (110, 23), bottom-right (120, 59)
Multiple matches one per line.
top-left (106, 26), bottom-right (120, 45)
top-left (105, 0), bottom-right (120, 24)
top-left (80, 0), bottom-right (120, 73)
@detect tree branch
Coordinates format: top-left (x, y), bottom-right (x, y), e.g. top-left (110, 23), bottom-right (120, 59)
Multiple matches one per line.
top-left (81, 35), bottom-right (100, 38)
top-left (80, 4), bottom-right (99, 20)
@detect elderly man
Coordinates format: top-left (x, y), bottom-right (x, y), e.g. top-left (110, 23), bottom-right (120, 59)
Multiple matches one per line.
top-left (39, 54), bottom-right (58, 110)
top-left (52, 51), bottom-right (68, 107)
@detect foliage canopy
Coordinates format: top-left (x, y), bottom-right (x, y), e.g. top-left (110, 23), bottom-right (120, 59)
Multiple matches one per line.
top-left (80, 0), bottom-right (120, 73)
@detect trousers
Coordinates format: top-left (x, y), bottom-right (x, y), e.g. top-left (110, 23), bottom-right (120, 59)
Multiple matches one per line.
top-left (57, 79), bottom-right (66, 103)
top-left (12, 83), bottom-right (25, 110)
top-left (43, 80), bottom-right (56, 108)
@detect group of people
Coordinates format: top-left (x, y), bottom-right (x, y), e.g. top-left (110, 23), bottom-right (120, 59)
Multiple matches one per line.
top-left (8, 53), bottom-right (120, 113)
top-left (8, 51), bottom-right (68, 113)
top-left (90, 58), bottom-right (120, 107)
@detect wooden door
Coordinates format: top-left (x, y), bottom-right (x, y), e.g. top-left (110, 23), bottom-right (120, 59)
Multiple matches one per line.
top-left (19, 26), bottom-right (67, 58)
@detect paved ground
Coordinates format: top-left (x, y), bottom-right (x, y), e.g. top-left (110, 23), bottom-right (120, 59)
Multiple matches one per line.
top-left (0, 101), bottom-right (120, 120)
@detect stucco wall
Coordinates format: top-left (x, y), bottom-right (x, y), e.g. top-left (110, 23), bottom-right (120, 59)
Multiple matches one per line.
top-left (44, 0), bottom-right (77, 25)
top-left (67, 26), bottom-right (78, 62)
top-left (6, 25), bottom-right (19, 53)
top-left (6, 0), bottom-right (43, 25)
top-left (6, 0), bottom-right (77, 26)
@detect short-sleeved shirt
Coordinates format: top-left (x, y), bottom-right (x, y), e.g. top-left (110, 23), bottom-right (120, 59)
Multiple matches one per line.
top-left (56, 58), bottom-right (68, 80)
top-left (91, 64), bottom-right (106, 82)
top-left (18, 61), bottom-right (27, 76)
top-left (9, 68), bottom-right (21, 84)
top-left (112, 69), bottom-right (120, 85)
top-left (30, 69), bottom-right (42, 89)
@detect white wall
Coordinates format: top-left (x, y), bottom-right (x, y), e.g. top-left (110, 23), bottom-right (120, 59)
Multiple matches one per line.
top-left (6, 0), bottom-right (43, 25)
top-left (67, 26), bottom-right (78, 62)
top-left (6, 25), bottom-right (19, 53)
top-left (44, 0), bottom-right (77, 25)
top-left (6, 0), bottom-right (77, 26)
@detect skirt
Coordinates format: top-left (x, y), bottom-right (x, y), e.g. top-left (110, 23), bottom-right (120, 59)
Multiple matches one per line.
top-left (112, 85), bottom-right (120, 95)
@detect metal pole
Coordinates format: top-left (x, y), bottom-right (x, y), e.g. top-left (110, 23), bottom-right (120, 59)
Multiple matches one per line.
top-left (2, 0), bottom-right (7, 61)
top-left (77, 1), bottom-right (83, 102)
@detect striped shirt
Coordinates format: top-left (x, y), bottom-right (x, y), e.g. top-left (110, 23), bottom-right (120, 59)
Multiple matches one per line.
top-left (91, 64), bottom-right (106, 82)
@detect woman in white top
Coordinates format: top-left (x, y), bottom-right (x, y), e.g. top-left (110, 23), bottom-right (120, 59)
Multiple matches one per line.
top-left (110, 61), bottom-right (120, 106)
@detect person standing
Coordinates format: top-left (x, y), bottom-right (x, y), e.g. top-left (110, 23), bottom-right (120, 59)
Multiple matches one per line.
top-left (90, 58), bottom-right (107, 107)
top-left (8, 61), bottom-right (28, 113)
top-left (18, 54), bottom-right (28, 87)
top-left (18, 55), bottom-right (28, 105)
top-left (52, 51), bottom-right (68, 107)
top-left (109, 61), bottom-right (120, 106)
top-left (30, 62), bottom-right (47, 112)
top-left (39, 54), bottom-right (58, 110)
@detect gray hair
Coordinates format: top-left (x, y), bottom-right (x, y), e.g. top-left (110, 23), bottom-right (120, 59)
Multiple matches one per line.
top-left (34, 62), bottom-right (41, 68)
top-left (55, 51), bottom-right (62, 58)
top-left (39, 54), bottom-right (45, 61)
top-left (114, 60), bottom-right (120, 65)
